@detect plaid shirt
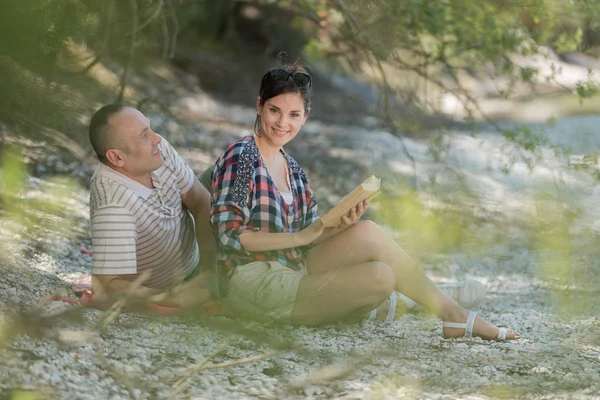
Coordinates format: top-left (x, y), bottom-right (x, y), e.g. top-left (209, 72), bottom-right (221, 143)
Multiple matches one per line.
top-left (210, 135), bottom-right (318, 279)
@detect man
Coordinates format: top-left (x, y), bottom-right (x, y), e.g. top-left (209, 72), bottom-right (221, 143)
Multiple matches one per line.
top-left (88, 104), bottom-right (216, 308)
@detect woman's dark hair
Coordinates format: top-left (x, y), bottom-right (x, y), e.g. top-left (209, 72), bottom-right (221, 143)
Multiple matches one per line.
top-left (254, 64), bottom-right (312, 135)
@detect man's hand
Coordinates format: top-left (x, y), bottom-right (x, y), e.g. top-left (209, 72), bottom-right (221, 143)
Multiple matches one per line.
top-left (171, 275), bottom-right (213, 308)
top-left (182, 178), bottom-right (219, 291)
top-left (93, 273), bottom-right (213, 309)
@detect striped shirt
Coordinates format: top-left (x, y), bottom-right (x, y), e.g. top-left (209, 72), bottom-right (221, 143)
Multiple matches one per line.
top-left (90, 137), bottom-right (199, 289)
top-left (210, 135), bottom-right (318, 279)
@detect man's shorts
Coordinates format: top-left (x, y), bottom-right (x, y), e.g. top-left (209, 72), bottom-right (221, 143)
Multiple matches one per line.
top-left (227, 261), bottom-right (307, 324)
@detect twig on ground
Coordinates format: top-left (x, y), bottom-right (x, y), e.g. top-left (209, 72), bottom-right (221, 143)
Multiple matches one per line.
top-left (197, 350), bottom-right (278, 371)
top-left (167, 339), bottom-right (234, 399)
top-left (93, 271), bottom-right (150, 331)
top-left (168, 344), bottom-right (276, 399)
top-left (287, 349), bottom-right (394, 390)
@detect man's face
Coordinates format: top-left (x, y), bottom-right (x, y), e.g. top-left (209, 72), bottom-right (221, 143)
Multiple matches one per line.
top-left (108, 107), bottom-right (163, 176)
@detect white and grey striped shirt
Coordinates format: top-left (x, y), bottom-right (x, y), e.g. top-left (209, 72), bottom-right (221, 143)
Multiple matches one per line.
top-left (90, 137), bottom-right (199, 289)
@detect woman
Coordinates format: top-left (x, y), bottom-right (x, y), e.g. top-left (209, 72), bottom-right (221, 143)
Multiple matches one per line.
top-left (210, 65), bottom-right (517, 340)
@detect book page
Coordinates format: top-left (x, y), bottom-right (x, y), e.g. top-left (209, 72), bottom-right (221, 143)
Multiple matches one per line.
top-left (320, 175), bottom-right (381, 228)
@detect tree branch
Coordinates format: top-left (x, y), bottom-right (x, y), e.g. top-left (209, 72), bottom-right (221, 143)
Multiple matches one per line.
top-left (80, 0), bottom-right (115, 73)
top-left (126, 0), bottom-right (164, 36)
top-left (331, 0), bottom-right (420, 188)
top-left (166, 0), bottom-right (179, 59)
top-left (160, 8), bottom-right (171, 59)
top-left (116, 0), bottom-right (138, 103)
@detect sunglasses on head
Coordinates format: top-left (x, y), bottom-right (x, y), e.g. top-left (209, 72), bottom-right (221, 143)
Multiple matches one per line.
top-left (267, 68), bottom-right (312, 88)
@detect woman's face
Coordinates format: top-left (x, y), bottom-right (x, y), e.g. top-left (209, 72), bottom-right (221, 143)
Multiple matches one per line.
top-left (257, 92), bottom-right (308, 148)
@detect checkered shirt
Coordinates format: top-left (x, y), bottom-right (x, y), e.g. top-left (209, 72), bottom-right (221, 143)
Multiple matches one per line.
top-left (210, 135), bottom-right (318, 278)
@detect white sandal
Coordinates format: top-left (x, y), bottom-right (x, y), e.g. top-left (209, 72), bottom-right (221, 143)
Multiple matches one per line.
top-left (442, 310), bottom-right (511, 340)
top-left (367, 293), bottom-right (398, 322)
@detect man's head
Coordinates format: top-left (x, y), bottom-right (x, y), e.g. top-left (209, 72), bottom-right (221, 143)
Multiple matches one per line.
top-left (89, 105), bottom-right (163, 179)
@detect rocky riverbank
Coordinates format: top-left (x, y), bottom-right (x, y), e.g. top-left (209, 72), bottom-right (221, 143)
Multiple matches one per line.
top-left (1, 50), bottom-right (600, 399)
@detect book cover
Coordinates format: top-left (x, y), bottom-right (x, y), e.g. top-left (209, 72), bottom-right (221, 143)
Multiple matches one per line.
top-left (320, 175), bottom-right (381, 228)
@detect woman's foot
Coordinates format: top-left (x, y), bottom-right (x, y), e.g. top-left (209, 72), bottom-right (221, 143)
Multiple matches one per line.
top-left (442, 309), bottom-right (519, 341)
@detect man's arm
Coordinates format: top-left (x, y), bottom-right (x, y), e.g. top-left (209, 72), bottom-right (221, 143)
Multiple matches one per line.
top-left (92, 274), bottom-right (162, 302)
top-left (91, 274), bottom-right (212, 308)
top-left (181, 179), bottom-right (218, 277)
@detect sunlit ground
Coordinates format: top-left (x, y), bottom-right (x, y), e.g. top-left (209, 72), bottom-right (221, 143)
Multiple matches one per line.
top-left (1, 99), bottom-right (599, 398)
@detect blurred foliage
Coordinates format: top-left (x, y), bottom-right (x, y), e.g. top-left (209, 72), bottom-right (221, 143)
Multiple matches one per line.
top-left (0, 2), bottom-right (599, 397)
top-left (306, 0), bottom-right (600, 125)
top-left (533, 192), bottom-right (600, 315)
top-left (0, 0), bottom-right (100, 72)
top-left (0, 0), bottom-right (599, 140)
top-left (375, 188), bottom-right (496, 262)
top-left (0, 146), bottom-right (81, 261)
top-left (8, 391), bottom-right (46, 400)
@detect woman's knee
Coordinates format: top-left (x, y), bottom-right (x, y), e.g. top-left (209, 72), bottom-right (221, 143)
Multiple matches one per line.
top-left (351, 220), bottom-right (382, 234)
top-left (347, 220), bottom-right (387, 256)
top-left (366, 261), bottom-right (395, 301)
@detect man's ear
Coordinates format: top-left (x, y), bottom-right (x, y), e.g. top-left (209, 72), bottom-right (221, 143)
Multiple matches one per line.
top-left (105, 149), bottom-right (125, 168)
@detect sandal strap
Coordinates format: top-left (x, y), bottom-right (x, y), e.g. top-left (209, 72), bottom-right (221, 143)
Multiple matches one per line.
top-left (368, 293), bottom-right (399, 322)
top-left (465, 311), bottom-right (476, 337)
top-left (368, 309), bottom-right (377, 321)
top-left (385, 293), bottom-right (397, 322)
top-left (497, 327), bottom-right (507, 341)
top-left (442, 311), bottom-right (477, 338)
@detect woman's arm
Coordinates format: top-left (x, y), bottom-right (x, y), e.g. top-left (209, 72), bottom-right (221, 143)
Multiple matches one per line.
top-left (239, 218), bottom-right (325, 252)
top-left (241, 199), bottom-right (369, 252)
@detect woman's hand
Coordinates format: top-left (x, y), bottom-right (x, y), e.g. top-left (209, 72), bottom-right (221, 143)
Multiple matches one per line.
top-left (311, 200), bottom-right (370, 246)
top-left (298, 218), bottom-right (326, 246)
top-left (339, 199), bottom-right (369, 230)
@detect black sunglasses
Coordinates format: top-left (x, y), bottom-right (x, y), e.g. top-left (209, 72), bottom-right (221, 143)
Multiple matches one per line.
top-left (267, 68), bottom-right (312, 88)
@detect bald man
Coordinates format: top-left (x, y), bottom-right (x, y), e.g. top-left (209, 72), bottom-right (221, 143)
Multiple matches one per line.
top-left (88, 104), bottom-right (216, 307)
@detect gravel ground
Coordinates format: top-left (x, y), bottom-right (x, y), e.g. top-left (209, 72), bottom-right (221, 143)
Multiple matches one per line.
top-left (1, 99), bottom-right (599, 400)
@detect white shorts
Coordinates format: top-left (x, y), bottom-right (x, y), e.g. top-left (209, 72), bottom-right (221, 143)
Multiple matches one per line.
top-left (227, 261), bottom-right (307, 324)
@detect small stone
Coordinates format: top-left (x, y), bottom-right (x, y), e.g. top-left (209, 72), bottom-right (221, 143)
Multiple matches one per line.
top-left (262, 366), bottom-right (284, 377)
top-left (304, 386), bottom-right (322, 397)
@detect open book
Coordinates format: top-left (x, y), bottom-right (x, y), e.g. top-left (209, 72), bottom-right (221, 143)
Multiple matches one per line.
top-left (320, 175), bottom-right (381, 228)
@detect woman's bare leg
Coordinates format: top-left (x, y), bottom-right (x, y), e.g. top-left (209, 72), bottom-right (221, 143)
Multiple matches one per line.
top-left (290, 261), bottom-right (395, 325)
top-left (302, 220), bottom-right (517, 339)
